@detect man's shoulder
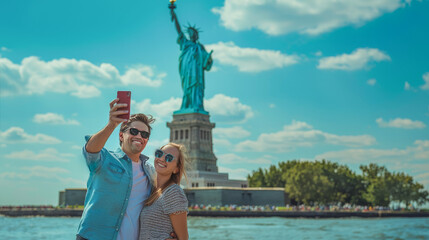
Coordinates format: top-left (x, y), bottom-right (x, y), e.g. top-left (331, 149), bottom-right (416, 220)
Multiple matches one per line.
top-left (86, 146), bottom-right (117, 157)
top-left (141, 157), bottom-right (156, 179)
top-left (143, 159), bottom-right (155, 172)
top-left (140, 153), bottom-right (150, 161)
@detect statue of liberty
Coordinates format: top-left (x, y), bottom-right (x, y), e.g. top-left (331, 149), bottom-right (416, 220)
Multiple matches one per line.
top-left (170, 2), bottom-right (213, 114)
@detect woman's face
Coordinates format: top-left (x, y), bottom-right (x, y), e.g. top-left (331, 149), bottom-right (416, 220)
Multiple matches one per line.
top-left (154, 144), bottom-right (180, 176)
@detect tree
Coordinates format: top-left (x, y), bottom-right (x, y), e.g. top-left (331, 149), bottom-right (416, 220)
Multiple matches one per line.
top-left (247, 160), bottom-right (428, 207)
top-left (390, 172), bottom-right (429, 208)
top-left (264, 165), bottom-right (285, 187)
top-left (414, 183), bottom-right (429, 206)
top-left (360, 164), bottom-right (391, 206)
top-left (284, 162), bottom-right (334, 205)
top-left (248, 168), bottom-right (266, 187)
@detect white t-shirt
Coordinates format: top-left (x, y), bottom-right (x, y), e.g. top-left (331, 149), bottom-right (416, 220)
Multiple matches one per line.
top-left (117, 160), bottom-right (149, 240)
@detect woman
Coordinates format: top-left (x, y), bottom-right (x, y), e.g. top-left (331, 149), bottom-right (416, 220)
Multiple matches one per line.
top-left (139, 143), bottom-right (189, 240)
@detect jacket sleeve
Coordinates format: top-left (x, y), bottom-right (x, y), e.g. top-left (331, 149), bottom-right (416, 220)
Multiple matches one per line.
top-left (82, 135), bottom-right (104, 172)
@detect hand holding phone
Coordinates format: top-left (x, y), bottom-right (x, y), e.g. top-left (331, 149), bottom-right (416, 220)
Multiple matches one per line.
top-left (117, 91), bottom-right (131, 120)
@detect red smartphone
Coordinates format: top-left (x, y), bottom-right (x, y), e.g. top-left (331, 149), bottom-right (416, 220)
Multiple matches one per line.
top-left (117, 91), bottom-right (131, 120)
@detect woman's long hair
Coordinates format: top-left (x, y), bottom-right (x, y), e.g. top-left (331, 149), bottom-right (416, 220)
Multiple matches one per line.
top-left (144, 143), bottom-right (188, 206)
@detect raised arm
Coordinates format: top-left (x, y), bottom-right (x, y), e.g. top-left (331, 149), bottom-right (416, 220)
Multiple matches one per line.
top-left (170, 8), bottom-right (182, 36)
top-left (85, 99), bottom-right (128, 153)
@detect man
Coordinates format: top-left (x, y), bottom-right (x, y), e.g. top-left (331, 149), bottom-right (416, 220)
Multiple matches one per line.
top-left (76, 98), bottom-right (156, 240)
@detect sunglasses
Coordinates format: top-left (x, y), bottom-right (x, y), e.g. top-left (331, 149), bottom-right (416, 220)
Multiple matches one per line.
top-left (128, 128), bottom-right (150, 139)
top-left (155, 149), bottom-right (175, 162)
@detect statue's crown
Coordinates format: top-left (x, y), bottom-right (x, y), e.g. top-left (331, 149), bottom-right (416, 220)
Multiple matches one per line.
top-left (186, 24), bottom-right (201, 34)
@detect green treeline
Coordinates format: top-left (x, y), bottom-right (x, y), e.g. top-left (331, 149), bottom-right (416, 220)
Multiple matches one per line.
top-left (248, 160), bottom-right (429, 207)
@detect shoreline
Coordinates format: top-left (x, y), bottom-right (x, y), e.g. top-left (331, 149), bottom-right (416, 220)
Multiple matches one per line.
top-left (1, 209), bottom-right (428, 218)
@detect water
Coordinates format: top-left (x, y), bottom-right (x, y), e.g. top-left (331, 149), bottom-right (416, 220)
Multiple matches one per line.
top-left (0, 216), bottom-right (428, 239)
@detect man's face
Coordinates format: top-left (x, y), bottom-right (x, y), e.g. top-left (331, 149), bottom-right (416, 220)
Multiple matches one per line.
top-left (119, 121), bottom-right (149, 155)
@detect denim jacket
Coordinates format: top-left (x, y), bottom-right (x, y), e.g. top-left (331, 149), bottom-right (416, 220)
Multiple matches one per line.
top-left (77, 135), bottom-right (156, 240)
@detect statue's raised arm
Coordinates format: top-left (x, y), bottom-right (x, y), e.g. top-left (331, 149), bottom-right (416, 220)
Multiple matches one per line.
top-left (170, 3), bottom-right (182, 36)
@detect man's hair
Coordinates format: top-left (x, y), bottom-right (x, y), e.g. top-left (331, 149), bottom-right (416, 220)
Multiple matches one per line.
top-left (119, 113), bottom-right (155, 146)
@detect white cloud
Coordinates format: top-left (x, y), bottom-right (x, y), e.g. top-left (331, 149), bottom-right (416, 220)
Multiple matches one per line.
top-left (367, 78), bottom-right (376, 86)
top-left (4, 148), bottom-right (74, 162)
top-left (58, 177), bottom-right (86, 186)
top-left (217, 153), bottom-right (273, 165)
top-left (323, 133), bottom-right (377, 147)
top-left (316, 140), bottom-right (429, 163)
top-left (212, 0), bottom-right (410, 36)
top-left (420, 72), bottom-right (429, 90)
top-left (71, 85), bottom-right (101, 98)
top-left (213, 126), bottom-right (251, 139)
top-left (0, 127), bottom-right (61, 144)
top-left (235, 120), bottom-right (376, 152)
top-left (33, 113), bottom-right (80, 125)
top-left (24, 166), bottom-right (69, 176)
top-left (1, 47), bottom-right (10, 52)
top-left (376, 117), bottom-right (426, 129)
top-left (146, 138), bottom-right (170, 149)
top-left (0, 166), bottom-right (84, 186)
top-left (414, 140), bottom-right (429, 159)
top-left (209, 66), bottom-right (219, 72)
top-left (318, 48), bottom-right (391, 71)
top-left (0, 56), bottom-right (166, 98)
top-left (121, 65), bottom-right (163, 87)
top-left (0, 166), bottom-right (68, 180)
top-left (205, 41), bottom-right (299, 72)
top-left (314, 140), bottom-right (429, 179)
top-left (315, 51), bottom-right (323, 57)
top-left (218, 166), bottom-right (250, 180)
top-left (269, 104), bottom-right (276, 109)
top-left (405, 81), bottom-right (411, 90)
top-left (213, 138), bottom-right (233, 148)
top-left (205, 94), bottom-right (254, 123)
top-left (316, 148), bottom-right (406, 164)
top-left (0, 58), bottom-right (24, 96)
top-left (133, 97), bottom-right (181, 121)
top-left (415, 172), bottom-right (429, 191)
top-left (133, 94), bottom-right (254, 123)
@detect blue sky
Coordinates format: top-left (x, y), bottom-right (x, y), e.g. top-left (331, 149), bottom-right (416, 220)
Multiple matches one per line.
top-left (1, 0), bottom-right (428, 206)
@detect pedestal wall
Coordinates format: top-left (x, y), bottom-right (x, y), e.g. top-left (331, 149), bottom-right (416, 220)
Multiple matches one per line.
top-left (167, 112), bottom-right (218, 172)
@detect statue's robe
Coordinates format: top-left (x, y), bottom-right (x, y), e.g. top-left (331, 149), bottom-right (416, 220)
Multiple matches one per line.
top-left (177, 32), bottom-right (213, 112)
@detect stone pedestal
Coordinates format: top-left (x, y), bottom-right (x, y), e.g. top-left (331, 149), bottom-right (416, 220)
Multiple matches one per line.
top-left (167, 112), bottom-right (248, 188)
top-left (167, 112), bottom-right (217, 172)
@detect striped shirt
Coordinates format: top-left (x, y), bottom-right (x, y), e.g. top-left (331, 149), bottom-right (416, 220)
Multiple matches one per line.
top-left (139, 184), bottom-right (188, 240)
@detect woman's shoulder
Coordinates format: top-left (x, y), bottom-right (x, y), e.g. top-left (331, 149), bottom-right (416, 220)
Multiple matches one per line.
top-left (161, 184), bottom-right (188, 214)
top-left (164, 183), bottom-right (184, 193)
top-left (163, 184), bottom-right (185, 198)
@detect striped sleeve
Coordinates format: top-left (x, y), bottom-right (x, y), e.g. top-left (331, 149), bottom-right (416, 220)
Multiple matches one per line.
top-left (162, 185), bottom-right (189, 215)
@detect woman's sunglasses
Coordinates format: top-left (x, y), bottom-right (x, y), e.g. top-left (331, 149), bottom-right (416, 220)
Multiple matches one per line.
top-left (155, 149), bottom-right (175, 162)
top-left (129, 128), bottom-right (150, 139)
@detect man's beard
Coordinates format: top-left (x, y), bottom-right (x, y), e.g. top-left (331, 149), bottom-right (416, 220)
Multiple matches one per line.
top-left (130, 145), bottom-right (142, 154)
top-left (127, 139), bottom-right (145, 154)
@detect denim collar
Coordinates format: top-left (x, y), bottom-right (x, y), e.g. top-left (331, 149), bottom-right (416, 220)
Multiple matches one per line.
top-left (114, 148), bottom-right (149, 163)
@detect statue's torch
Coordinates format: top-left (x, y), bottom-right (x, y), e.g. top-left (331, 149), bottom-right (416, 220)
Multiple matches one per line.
top-left (169, 0), bottom-right (177, 9)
